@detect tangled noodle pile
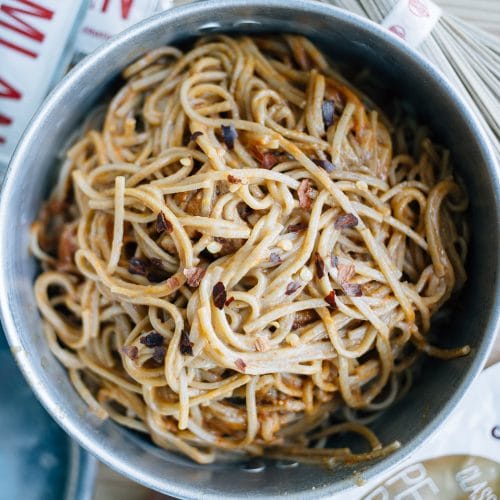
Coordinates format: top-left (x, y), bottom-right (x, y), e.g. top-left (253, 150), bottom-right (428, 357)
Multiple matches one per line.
top-left (31, 35), bottom-right (469, 465)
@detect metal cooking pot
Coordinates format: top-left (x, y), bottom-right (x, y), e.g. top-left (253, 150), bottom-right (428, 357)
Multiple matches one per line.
top-left (0, 0), bottom-right (498, 498)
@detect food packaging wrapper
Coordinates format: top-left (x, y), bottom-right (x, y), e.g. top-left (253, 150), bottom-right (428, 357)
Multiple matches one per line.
top-left (344, 362), bottom-right (500, 499)
top-left (0, 0), bottom-right (88, 170)
top-left (0, 0), bottom-right (173, 173)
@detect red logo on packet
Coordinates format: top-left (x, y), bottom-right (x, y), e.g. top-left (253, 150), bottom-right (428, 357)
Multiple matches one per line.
top-left (408, 0), bottom-right (430, 18)
top-left (388, 25), bottom-right (406, 39)
top-left (100, 0), bottom-right (133, 20)
top-left (0, 0), bottom-right (55, 58)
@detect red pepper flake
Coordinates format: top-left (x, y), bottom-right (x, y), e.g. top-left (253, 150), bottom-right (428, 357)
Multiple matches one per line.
top-left (128, 257), bottom-right (149, 276)
top-left (57, 224), bottom-right (78, 270)
top-left (179, 330), bottom-right (193, 356)
top-left (190, 131), bottom-right (203, 141)
top-left (342, 283), bottom-right (363, 297)
top-left (322, 100), bottom-right (335, 129)
top-left (213, 237), bottom-right (244, 257)
top-left (261, 152), bottom-right (279, 169)
top-left (269, 252), bottom-right (282, 265)
top-left (225, 296), bottom-right (235, 306)
top-left (325, 290), bottom-right (337, 309)
top-left (235, 358), bottom-right (246, 372)
top-left (121, 345), bottom-right (138, 360)
top-left (334, 213), bottom-right (359, 230)
top-left (251, 146), bottom-right (279, 169)
top-left (140, 331), bottom-right (164, 347)
top-left (212, 281), bottom-right (227, 309)
top-left (287, 222), bottom-right (307, 233)
top-left (313, 158), bottom-right (335, 173)
top-left (152, 346), bottom-right (166, 364)
top-left (314, 252), bottom-right (325, 279)
top-left (337, 263), bottom-right (355, 284)
top-left (297, 179), bottom-right (312, 209)
top-left (286, 281), bottom-right (301, 295)
top-left (156, 212), bottom-right (173, 234)
top-left (221, 125), bottom-right (238, 150)
top-left (183, 267), bottom-right (206, 287)
top-left (227, 175), bottom-right (241, 184)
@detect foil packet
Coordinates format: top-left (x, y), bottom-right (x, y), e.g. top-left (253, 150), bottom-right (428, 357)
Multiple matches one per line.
top-left (0, 0), bottom-right (174, 173)
top-left (343, 362), bottom-right (500, 499)
top-left (74, 0), bottom-right (166, 58)
top-left (0, 0), bottom-right (89, 170)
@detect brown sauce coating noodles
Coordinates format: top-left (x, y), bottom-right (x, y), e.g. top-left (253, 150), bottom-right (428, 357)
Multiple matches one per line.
top-left (31, 35), bottom-right (469, 465)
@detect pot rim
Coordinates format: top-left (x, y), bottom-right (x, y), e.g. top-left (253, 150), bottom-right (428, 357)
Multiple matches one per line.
top-left (0, 0), bottom-right (498, 498)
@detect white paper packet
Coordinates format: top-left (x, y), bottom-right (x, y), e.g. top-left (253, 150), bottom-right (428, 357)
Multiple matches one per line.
top-left (0, 0), bottom-right (88, 171)
top-left (381, 0), bottom-right (442, 47)
top-left (340, 362), bottom-right (500, 499)
top-left (74, 0), bottom-right (167, 57)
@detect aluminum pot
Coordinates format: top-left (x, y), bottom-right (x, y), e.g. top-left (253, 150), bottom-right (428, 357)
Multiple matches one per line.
top-left (0, 0), bottom-right (498, 498)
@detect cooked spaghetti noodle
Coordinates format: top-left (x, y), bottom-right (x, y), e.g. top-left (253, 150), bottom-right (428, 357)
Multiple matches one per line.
top-left (31, 35), bottom-right (469, 465)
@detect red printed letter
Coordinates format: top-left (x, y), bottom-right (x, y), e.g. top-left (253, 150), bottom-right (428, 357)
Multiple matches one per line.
top-left (101, 0), bottom-right (133, 19)
top-left (0, 78), bottom-right (21, 146)
top-left (0, 0), bottom-right (53, 42)
top-left (121, 0), bottom-right (132, 19)
top-left (0, 114), bottom-right (13, 125)
top-left (0, 77), bottom-right (22, 100)
top-left (0, 113), bottom-right (13, 144)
